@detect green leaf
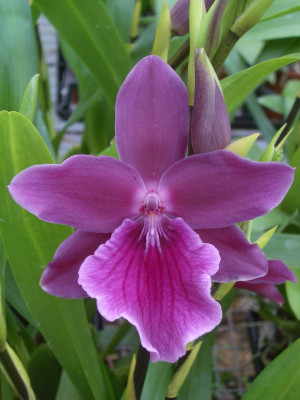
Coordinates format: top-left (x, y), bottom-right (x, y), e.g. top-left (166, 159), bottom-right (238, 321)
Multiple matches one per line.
top-left (131, 23), bottom-right (157, 64)
top-left (255, 226), bottom-right (278, 250)
top-left (0, 111), bottom-right (115, 400)
top-left (257, 94), bottom-right (284, 114)
top-left (6, 305), bottom-right (34, 364)
top-left (261, 0), bottom-right (300, 21)
top-left (241, 11), bottom-right (300, 42)
top-left (255, 38), bottom-right (300, 64)
top-left (0, 343), bottom-right (36, 400)
top-left (252, 209), bottom-right (292, 232)
top-left (167, 342), bottom-right (203, 398)
top-left (224, 49), bottom-right (276, 140)
top-left (222, 53), bottom-right (300, 113)
top-left (19, 75), bottom-right (40, 122)
top-left (28, 344), bottom-right (61, 400)
top-left (281, 145), bottom-right (300, 213)
top-left (0, 237), bottom-right (6, 351)
top-left (282, 79), bottom-right (300, 117)
top-left (0, 0), bottom-right (37, 111)
top-left (5, 265), bottom-right (37, 328)
top-left (263, 233), bottom-right (300, 269)
top-left (0, 372), bottom-right (14, 400)
top-left (33, 0), bottom-right (132, 108)
top-left (177, 290), bottom-right (236, 400)
top-left (231, 0), bottom-right (276, 37)
top-left (106, 0), bottom-right (135, 43)
top-left (241, 338), bottom-right (300, 400)
top-left (225, 133), bottom-right (260, 157)
top-left (245, 91), bottom-right (276, 141)
top-left (56, 371), bottom-right (83, 400)
top-left (100, 142), bottom-right (119, 158)
top-left (177, 334), bottom-right (216, 400)
top-left (152, 1), bottom-right (171, 62)
top-left (141, 362), bottom-right (173, 400)
top-left (286, 268), bottom-right (300, 320)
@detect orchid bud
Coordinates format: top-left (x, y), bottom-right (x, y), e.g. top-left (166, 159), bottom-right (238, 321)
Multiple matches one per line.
top-left (203, 0), bottom-right (247, 59)
top-left (191, 48), bottom-right (231, 153)
top-left (171, 0), bottom-right (214, 36)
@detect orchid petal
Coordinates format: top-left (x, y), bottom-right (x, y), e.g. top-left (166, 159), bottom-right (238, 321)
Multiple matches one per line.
top-left (9, 155), bottom-right (146, 233)
top-left (40, 230), bottom-right (110, 298)
top-left (235, 260), bottom-right (296, 305)
top-left (245, 260), bottom-right (297, 285)
top-left (79, 217), bottom-right (221, 363)
top-left (234, 282), bottom-right (285, 305)
top-left (159, 150), bottom-right (294, 229)
top-left (191, 49), bottom-right (231, 153)
top-left (196, 225), bottom-right (268, 282)
top-left (115, 55), bottom-right (189, 189)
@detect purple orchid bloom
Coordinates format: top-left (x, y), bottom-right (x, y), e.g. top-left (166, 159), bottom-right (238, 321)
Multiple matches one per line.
top-left (235, 260), bottom-right (297, 305)
top-left (9, 56), bottom-right (294, 363)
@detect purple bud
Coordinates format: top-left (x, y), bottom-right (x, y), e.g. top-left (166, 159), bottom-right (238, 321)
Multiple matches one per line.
top-left (191, 48), bottom-right (231, 153)
top-left (171, 0), bottom-right (215, 36)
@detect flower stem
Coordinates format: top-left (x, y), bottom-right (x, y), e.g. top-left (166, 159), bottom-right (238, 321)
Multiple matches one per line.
top-left (275, 96), bottom-right (300, 147)
top-left (211, 30), bottom-right (240, 74)
top-left (133, 344), bottom-right (150, 400)
top-left (168, 38), bottom-right (190, 70)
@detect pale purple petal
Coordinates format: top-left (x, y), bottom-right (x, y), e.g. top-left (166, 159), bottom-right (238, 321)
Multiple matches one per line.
top-left (191, 49), bottom-right (231, 153)
top-left (40, 230), bottom-right (110, 298)
top-left (246, 260), bottom-right (297, 285)
top-left (79, 217), bottom-right (222, 363)
top-left (196, 225), bottom-right (268, 282)
top-left (115, 55), bottom-right (189, 189)
top-left (234, 282), bottom-right (285, 305)
top-left (9, 155), bottom-right (146, 233)
top-left (159, 150), bottom-right (294, 229)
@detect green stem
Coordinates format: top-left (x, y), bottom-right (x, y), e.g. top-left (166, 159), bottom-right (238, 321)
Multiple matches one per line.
top-left (133, 344), bottom-right (150, 400)
top-left (168, 39), bottom-right (190, 70)
top-left (211, 30), bottom-right (240, 74)
top-left (188, 105), bottom-right (194, 156)
top-left (275, 96), bottom-right (300, 147)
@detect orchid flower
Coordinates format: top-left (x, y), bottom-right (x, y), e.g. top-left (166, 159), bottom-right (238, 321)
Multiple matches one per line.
top-left (9, 56), bottom-right (294, 363)
top-left (235, 260), bottom-right (297, 305)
